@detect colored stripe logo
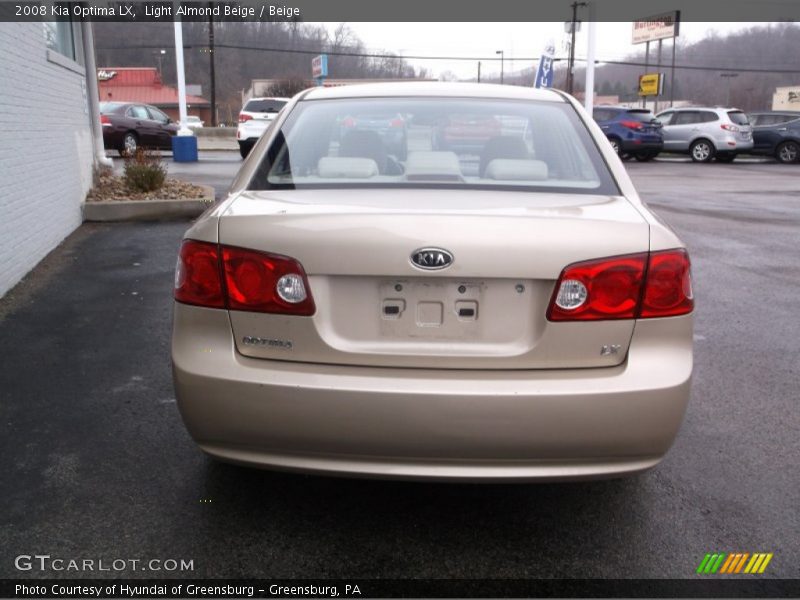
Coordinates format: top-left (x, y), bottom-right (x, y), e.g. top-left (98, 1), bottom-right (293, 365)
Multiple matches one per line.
top-left (696, 552), bottom-right (773, 574)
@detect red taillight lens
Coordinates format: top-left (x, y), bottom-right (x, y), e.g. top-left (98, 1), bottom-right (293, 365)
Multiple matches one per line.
top-left (547, 249), bottom-right (693, 321)
top-left (390, 118), bottom-right (404, 128)
top-left (174, 241), bottom-right (316, 316)
top-left (221, 246), bottom-right (315, 316)
top-left (620, 120), bottom-right (644, 130)
top-left (342, 117), bottom-right (356, 128)
top-left (640, 249), bottom-right (694, 318)
top-left (174, 240), bottom-right (225, 309)
top-left (100, 115), bottom-right (111, 126)
top-left (238, 113), bottom-right (252, 123)
top-left (548, 253), bottom-right (647, 321)
top-left (721, 123), bottom-right (739, 132)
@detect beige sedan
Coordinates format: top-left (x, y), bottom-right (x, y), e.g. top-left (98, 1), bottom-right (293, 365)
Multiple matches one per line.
top-left (172, 82), bottom-right (693, 481)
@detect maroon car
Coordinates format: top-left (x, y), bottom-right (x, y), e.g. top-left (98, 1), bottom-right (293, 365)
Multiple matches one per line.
top-left (100, 102), bottom-right (179, 156)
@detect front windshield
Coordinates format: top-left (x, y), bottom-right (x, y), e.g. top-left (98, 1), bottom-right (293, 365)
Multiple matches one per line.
top-left (248, 97), bottom-right (619, 195)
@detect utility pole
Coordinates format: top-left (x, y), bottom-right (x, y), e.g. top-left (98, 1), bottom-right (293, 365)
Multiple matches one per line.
top-left (566, 1), bottom-right (586, 94)
top-left (477, 61), bottom-right (481, 83)
top-left (496, 50), bottom-right (504, 84)
top-left (208, 2), bottom-right (216, 126)
top-left (721, 72), bottom-right (739, 106)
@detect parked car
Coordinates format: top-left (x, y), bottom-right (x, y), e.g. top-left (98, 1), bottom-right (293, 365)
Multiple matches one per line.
top-left (172, 82), bottom-right (694, 481)
top-left (748, 111), bottom-right (800, 163)
top-left (437, 114), bottom-right (503, 153)
top-left (99, 102), bottom-right (179, 156)
top-left (182, 115), bottom-right (204, 130)
top-left (592, 106), bottom-right (663, 161)
top-left (655, 107), bottom-right (753, 162)
top-left (338, 112), bottom-right (407, 159)
top-left (237, 96), bottom-right (289, 158)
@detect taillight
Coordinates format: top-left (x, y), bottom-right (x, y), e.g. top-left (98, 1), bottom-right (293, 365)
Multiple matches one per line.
top-left (640, 249), bottom-right (694, 318)
top-left (342, 117), bottom-right (356, 128)
top-left (721, 123), bottom-right (739, 132)
top-left (221, 246), bottom-right (315, 316)
top-left (174, 240), bottom-right (225, 309)
top-left (174, 240), bottom-right (315, 316)
top-left (548, 253), bottom-right (647, 321)
top-left (620, 120), bottom-right (644, 130)
top-left (100, 114), bottom-right (112, 127)
top-left (547, 249), bottom-right (693, 321)
top-left (238, 113), bottom-right (252, 123)
top-left (390, 118), bottom-right (404, 128)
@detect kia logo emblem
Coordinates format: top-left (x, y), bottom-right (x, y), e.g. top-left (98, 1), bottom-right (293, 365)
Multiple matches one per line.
top-left (410, 247), bottom-right (454, 270)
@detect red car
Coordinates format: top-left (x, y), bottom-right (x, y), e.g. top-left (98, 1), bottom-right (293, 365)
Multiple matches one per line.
top-left (438, 114), bottom-right (502, 152)
top-left (100, 102), bottom-right (179, 156)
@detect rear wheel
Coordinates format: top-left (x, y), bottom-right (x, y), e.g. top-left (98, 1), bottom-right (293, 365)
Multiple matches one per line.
top-left (776, 141), bottom-right (799, 164)
top-left (239, 141), bottom-right (254, 159)
top-left (634, 150), bottom-right (659, 162)
top-left (690, 139), bottom-right (715, 163)
top-left (716, 153), bottom-right (737, 163)
top-left (608, 137), bottom-right (622, 156)
top-left (120, 132), bottom-right (138, 157)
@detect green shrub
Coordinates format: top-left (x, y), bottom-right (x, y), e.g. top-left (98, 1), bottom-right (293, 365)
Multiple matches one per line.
top-left (123, 148), bottom-right (167, 193)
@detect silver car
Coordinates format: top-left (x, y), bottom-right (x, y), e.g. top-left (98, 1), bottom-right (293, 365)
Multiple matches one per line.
top-left (172, 83), bottom-right (694, 481)
top-left (656, 107), bottom-right (753, 162)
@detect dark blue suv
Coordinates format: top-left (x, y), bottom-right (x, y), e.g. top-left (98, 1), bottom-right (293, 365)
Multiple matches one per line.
top-left (592, 107), bottom-right (664, 161)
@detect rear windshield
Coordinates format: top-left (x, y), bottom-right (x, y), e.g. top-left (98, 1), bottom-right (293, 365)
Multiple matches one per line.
top-left (99, 102), bottom-right (123, 115)
top-left (728, 111), bottom-right (749, 126)
top-left (244, 99), bottom-right (287, 113)
top-left (624, 109), bottom-right (655, 122)
top-left (248, 97), bottom-right (619, 195)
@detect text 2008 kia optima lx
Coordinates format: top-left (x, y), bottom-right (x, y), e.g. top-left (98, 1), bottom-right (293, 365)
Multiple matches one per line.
top-left (171, 82), bottom-right (693, 481)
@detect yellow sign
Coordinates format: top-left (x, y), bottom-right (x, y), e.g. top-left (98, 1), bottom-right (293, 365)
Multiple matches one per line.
top-left (638, 73), bottom-right (663, 97)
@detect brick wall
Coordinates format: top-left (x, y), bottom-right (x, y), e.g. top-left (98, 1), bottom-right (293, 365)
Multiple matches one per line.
top-left (0, 22), bottom-right (94, 297)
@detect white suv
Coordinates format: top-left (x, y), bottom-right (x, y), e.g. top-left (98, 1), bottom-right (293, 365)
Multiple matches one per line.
top-left (656, 107), bottom-right (753, 162)
top-left (237, 97), bottom-right (289, 158)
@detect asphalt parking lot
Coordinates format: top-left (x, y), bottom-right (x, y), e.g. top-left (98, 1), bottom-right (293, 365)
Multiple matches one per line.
top-left (1, 154), bottom-right (798, 580)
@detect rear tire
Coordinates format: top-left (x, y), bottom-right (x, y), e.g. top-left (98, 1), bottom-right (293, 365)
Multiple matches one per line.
top-left (239, 141), bottom-right (253, 159)
top-left (776, 141), bottom-right (799, 164)
top-left (608, 137), bottom-right (622, 156)
top-left (120, 132), bottom-right (138, 157)
top-left (690, 139), bottom-right (715, 163)
top-left (634, 151), bottom-right (659, 162)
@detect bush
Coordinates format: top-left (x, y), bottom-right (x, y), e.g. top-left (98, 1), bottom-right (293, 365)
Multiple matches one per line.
top-left (265, 77), bottom-right (310, 98)
top-left (123, 148), bottom-right (167, 193)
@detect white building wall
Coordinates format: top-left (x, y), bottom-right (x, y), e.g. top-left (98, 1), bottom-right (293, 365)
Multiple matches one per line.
top-left (772, 86), bottom-right (800, 112)
top-left (0, 22), bottom-right (94, 297)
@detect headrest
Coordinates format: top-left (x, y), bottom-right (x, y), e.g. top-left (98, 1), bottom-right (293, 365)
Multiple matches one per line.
top-left (318, 156), bottom-right (379, 179)
top-left (405, 151), bottom-right (462, 180)
top-left (484, 159), bottom-right (549, 181)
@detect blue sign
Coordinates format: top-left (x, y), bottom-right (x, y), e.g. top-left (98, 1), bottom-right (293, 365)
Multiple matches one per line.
top-left (534, 42), bottom-right (555, 89)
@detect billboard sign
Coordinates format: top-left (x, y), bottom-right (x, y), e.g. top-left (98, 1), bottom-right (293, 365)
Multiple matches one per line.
top-left (638, 72), bottom-right (665, 97)
top-left (632, 11), bottom-right (680, 44)
top-left (312, 54), bottom-right (328, 79)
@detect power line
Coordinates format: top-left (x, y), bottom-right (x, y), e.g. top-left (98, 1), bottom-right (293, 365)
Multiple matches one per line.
top-left (96, 43), bottom-right (800, 73)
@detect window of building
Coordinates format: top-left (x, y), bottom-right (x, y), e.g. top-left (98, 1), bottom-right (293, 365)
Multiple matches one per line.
top-left (43, 20), bottom-right (76, 61)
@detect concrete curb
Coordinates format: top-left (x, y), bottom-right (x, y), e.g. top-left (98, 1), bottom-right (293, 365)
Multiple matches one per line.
top-left (82, 185), bottom-right (215, 222)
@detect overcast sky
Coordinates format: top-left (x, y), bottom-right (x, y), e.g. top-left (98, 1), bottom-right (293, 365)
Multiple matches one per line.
top-left (320, 22), bottom-right (757, 79)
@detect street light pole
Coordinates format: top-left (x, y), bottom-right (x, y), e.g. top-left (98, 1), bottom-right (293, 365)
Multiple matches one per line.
top-left (496, 50), bottom-right (504, 84)
top-left (566, 1), bottom-right (586, 94)
top-left (721, 72), bottom-right (739, 106)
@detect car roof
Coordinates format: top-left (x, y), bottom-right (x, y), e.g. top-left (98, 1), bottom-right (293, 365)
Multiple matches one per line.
top-left (301, 81), bottom-right (565, 102)
top-left (247, 97), bottom-right (291, 101)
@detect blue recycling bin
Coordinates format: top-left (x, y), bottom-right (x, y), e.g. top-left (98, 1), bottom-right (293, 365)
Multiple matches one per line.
top-left (172, 135), bottom-right (198, 162)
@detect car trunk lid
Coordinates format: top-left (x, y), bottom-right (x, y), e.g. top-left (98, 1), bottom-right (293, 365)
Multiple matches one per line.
top-left (219, 189), bottom-right (650, 370)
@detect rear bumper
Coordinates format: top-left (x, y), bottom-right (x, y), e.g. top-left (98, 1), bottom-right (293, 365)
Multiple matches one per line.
top-left (172, 305), bottom-right (693, 481)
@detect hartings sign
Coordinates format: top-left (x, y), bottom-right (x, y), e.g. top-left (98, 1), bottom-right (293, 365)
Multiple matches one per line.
top-left (632, 11), bottom-right (680, 44)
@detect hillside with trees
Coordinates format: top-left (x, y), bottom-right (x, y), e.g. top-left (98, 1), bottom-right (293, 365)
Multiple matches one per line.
top-left (490, 23), bottom-right (800, 110)
top-left (93, 21), bottom-right (427, 120)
